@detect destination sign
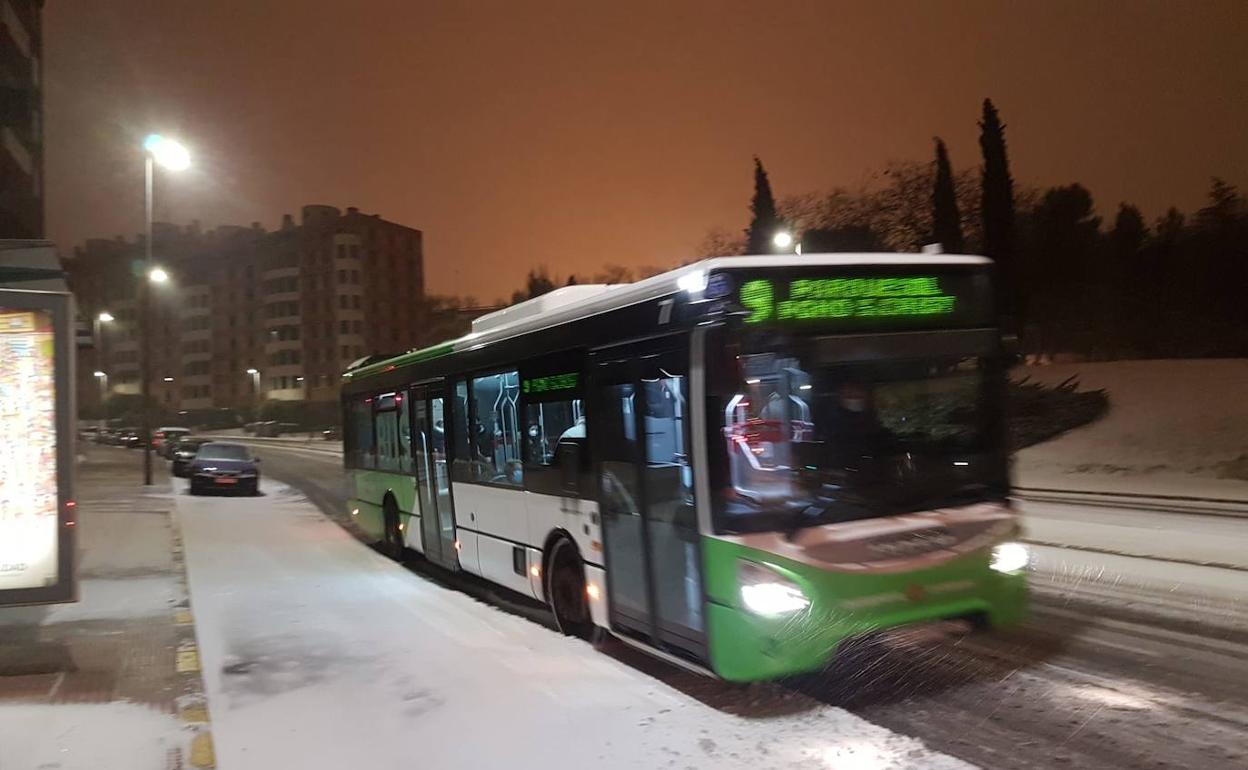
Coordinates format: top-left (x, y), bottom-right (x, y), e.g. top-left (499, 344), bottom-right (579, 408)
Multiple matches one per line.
top-left (523, 372), bottom-right (578, 394)
top-left (740, 277), bottom-right (958, 324)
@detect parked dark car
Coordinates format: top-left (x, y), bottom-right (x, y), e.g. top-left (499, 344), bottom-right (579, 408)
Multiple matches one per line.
top-left (188, 442), bottom-right (261, 496)
top-left (321, 426), bottom-right (341, 440)
top-left (119, 428), bottom-right (144, 448)
top-left (170, 437), bottom-right (212, 478)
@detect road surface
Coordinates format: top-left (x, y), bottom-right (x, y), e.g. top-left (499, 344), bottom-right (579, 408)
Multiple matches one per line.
top-left (177, 442), bottom-right (1248, 769)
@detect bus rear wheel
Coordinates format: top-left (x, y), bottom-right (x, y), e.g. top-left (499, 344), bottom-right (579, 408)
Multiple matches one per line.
top-left (382, 497), bottom-right (404, 560)
top-left (546, 537), bottom-right (594, 640)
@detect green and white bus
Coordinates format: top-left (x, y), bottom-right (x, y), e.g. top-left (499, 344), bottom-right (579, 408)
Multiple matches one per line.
top-left (341, 254), bottom-right (1028, 681)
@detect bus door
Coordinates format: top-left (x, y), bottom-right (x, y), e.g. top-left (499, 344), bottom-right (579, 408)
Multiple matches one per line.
top-left (411, 383), bottom-right (459, 570)
top-left (591, 339), bottom-right (705, 658)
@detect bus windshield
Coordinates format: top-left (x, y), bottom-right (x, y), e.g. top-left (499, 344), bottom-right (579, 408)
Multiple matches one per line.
top-left (714, 337), bottom-right (1006, 534)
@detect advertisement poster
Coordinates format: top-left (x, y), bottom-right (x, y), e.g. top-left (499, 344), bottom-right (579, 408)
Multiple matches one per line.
top-left (0, 308), bottom-right (59, 591)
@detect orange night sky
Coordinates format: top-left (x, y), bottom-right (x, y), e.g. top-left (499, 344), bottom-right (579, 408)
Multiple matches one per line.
top-left (44, 0), bottom-right (1247, 301)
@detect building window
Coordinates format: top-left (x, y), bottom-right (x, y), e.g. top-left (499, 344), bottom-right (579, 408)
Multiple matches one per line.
top-left (337, 244), bottom-right (346, 259)
top-left (351, 295), bottom-right (361, 310)
top-left (339, 295), bottom-right (348, 310)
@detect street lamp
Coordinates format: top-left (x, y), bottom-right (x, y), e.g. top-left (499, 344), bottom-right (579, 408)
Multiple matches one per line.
top-left (140, 133), bottom-right (191, 485)
top-left (772, 231), bottom-right (794, 251)
top-left (246, 368), bottom-right (261, 421)
top-left (93, 371), bottom-right (108, 414)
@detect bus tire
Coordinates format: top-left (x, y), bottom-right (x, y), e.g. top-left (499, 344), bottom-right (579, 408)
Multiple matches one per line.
top-left (382, 495), bottom-right (404, 560)
top-left (546, 536), bottom-right (594, 640)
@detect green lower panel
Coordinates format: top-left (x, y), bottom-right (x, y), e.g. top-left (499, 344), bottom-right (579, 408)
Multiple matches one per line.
top-left (351, 469), bottom-right (418, 513)
top-left (701, 537), bottom-right (1028, 682)
top-left (347, 469), bottom-right (418, 544)
top-left (349, 497), bottom-right (386, 541)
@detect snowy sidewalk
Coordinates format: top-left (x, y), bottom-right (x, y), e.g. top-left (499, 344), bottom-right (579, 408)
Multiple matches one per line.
top-left (176, 475), bottom-right (972, 770)
top-left (0, 447), bottom-right (213, 770)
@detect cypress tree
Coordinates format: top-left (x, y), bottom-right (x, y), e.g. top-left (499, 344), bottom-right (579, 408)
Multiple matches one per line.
top-left (979, 99), bottom-right (1018, 318)
top-left (931, 138), bottom-right (965, 252)
top-left (744, 156), bottom-right (782, 254)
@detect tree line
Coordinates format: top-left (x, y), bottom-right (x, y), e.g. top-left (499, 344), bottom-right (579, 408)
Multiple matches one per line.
top-left (714, 99), bottom-right (1247, 359)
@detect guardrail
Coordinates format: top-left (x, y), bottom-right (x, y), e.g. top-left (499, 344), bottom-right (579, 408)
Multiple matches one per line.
top-left (209, 437), bottom-right (1248, 519)
top-left (202, 435), bottom-right (344, 457)
top-left (1015, 486), bottom-right (1248, 519)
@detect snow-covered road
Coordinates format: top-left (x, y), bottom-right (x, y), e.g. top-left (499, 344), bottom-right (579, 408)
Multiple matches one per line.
top-left (235, 442), bottom-right (1248, 769)
top-left (175, 478), bottom-right (971, 770)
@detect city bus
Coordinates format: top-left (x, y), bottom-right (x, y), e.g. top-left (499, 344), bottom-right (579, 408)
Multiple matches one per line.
top-left (340, 254), bottom-right (1028, 681)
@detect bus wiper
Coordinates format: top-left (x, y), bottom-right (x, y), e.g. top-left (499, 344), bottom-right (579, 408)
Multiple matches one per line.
top-left (787, 487), bottom-right (874, 534)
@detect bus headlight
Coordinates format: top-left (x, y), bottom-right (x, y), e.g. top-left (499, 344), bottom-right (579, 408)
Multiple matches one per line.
top-left (990, 542), bottom-right (1029, 573)
top-left (738, 560), bottom-right (810, 616)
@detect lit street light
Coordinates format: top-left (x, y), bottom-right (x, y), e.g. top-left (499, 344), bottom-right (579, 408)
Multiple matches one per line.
top-left (772, 231), bottom-right (794, 251)
top-left (143, 134), bottom-right (191, 171)
top-left (162, 376), bottom-right (174, 383)
top-left (246, 368), bottom-right (262, 420)
top-left (93, 370), bottom-right (108, 410)
top-left (93, 312), bottom-right (114, 405)
top-left (140, 133), bottom-right (191, 485)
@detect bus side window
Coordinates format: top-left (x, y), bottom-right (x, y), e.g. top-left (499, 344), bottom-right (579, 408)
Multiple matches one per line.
top-left (470, 371), bottom-right (522, 487)
top-left (352, 396), bottom-right (376, 469)
top-left (451, 380), bottom-right (472, 483)
top-left (523, 398), bottom-right (586, 497)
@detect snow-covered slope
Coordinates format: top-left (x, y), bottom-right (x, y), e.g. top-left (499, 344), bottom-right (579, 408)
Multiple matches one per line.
top-left (1013, 359), bottom-right (1248, 499)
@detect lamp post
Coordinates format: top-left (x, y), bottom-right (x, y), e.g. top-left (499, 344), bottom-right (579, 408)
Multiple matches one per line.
top-left (246, 368), bottom-right (261, 421)
top-left (94, 311), bottom-right (113, 408)
top-left (93, 371), bottom-right (108, 419)
top-left (140, 134), bottom-right (190, 485)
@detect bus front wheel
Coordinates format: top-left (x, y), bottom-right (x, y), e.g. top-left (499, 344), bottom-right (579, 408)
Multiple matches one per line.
top-left (546, 537), bottom-right (594, 640)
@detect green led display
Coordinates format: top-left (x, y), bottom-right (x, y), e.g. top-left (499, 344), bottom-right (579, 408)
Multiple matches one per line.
top-left (742, 276), bottom-right (957, 323)
top-left (523, 372), bottom-right (578, 394)
top-left (739, 280), bottom-right (775, 324)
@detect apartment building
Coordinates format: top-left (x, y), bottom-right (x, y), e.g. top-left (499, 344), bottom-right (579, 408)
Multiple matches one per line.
top-left (0, 0), bottom-right (44, 239)
top-left (67, 205), bottom-right (424, 414)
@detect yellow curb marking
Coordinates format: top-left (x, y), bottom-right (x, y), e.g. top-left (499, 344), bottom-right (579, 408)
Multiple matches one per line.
top-left (190, 732), bottom-right (216, 769)
top-left (179, 706), bottom-right (210, 723)
top-left (175, 609), bottom-right (194, 625)
top-left (176, 647), bottom-right (201, 673)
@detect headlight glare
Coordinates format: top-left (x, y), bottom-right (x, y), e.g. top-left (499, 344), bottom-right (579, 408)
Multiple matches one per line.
top-left (738, 560), bottom-right (810, 616)
top-left (990, 542), bottom-right (1029, 573)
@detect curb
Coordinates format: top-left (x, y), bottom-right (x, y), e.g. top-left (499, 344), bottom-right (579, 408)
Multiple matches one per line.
top-left (168, 500), bottom-right (216, 770)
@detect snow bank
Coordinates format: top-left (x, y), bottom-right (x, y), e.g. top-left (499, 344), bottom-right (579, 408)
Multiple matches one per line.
top-left (0, 703), bottom-right (190, 770)
top-left (1014, 359), bottom-right (1248, 499)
